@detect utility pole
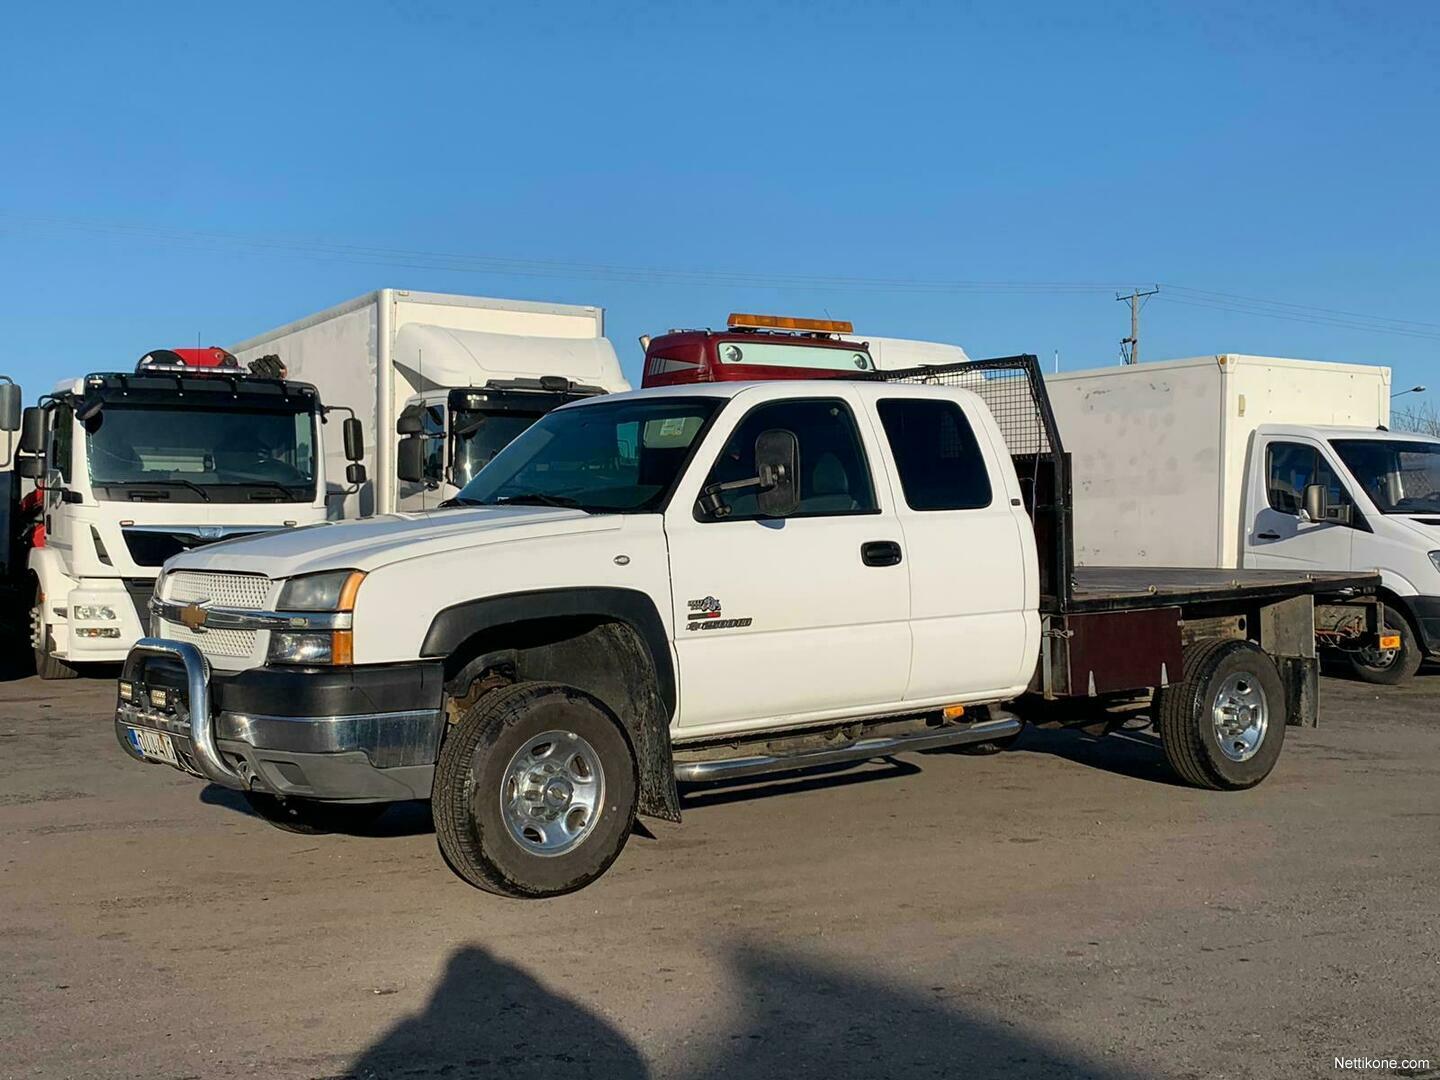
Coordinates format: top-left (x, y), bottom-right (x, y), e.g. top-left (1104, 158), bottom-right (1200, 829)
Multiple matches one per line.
top-left (1115, 286), bottom-right (1159, 364)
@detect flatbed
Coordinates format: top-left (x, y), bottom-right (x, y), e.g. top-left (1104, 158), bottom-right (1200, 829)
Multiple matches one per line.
top-left (1069, 566), bottom-right (1379, 613)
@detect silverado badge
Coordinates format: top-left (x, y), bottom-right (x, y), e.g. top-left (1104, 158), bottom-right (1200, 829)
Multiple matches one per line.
top-left (179, 603), bottom-right (210, 632)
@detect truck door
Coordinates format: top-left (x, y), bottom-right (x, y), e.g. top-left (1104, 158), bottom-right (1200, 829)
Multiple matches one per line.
top-left (42, 402), bottom-right (77, 569)
top-left (871, 396), bottom-right (1036, 697)
top-left (664, 389), bottom-right (911, 734)
top-left (1245, 437), bottom-right (1356, 570)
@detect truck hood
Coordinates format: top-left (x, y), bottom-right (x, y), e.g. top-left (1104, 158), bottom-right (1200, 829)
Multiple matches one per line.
top-left (163, 506), bottom-right (617, 580)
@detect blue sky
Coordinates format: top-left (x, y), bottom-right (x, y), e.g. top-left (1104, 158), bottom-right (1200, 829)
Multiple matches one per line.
top-left (2, 1), bottom-right (1437, 406)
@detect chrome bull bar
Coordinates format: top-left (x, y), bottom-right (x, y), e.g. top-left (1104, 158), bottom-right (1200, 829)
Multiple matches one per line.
top-left (125, 637), bottom-right (245, 791)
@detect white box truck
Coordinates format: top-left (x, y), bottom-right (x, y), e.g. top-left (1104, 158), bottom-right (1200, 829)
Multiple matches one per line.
top-left (231, 290), bottom-right (631, 516)
top-left (1048, 354), bottom-right (1440, 682)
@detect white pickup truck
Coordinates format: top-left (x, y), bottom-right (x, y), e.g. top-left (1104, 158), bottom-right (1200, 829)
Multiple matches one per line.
top-left (114, 357), bottom-right (1383, 898)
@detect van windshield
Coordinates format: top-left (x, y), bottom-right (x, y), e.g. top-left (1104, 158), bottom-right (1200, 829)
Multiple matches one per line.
top-left (450, 397), bottom-right (720, 513)
top-left (1330, 438), bottom-right (1440, 514)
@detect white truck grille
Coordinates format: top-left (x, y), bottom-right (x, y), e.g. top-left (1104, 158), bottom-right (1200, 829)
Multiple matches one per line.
top-left (160, 571), bottom-right (273, 665)
top-left (164, 571), bottom-right (271, 610)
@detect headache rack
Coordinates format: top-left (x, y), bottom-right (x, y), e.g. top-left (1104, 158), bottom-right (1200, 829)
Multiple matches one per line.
top-left (867, 354), bottom-right (1075, 613)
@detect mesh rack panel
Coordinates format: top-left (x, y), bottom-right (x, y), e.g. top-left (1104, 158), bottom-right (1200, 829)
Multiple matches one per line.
top-left (865, 355), bottom-right (1074, 612)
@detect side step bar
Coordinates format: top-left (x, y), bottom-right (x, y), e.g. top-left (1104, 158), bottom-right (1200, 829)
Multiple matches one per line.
top-left (673, 715), bottom-right (1023, 784)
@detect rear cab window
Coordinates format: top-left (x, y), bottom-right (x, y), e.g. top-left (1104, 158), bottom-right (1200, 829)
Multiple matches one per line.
top-left (876, 398), bottom-right (992, 510)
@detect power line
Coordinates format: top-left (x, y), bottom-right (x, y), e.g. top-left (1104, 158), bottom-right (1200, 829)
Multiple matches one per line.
top-left (1116, 286), bottom-right (1160, 364)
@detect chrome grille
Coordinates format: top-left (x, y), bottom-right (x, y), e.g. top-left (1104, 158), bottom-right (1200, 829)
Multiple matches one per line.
top-left (158, 621), bottom-right (256, 659)
top-left (164, 571), bottom-right (271, 609)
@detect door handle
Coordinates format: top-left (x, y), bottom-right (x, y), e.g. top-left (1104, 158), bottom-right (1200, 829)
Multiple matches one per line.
top-left (861, 540), bottom-right (903, 567)
top-left (1256, 531), bottom-right (1281, 540)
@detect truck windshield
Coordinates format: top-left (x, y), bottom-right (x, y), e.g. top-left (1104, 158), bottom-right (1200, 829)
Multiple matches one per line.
top-left (85, 403), bottom-right (317, 501)
top-left (450, 409), bottom-right (546, 489)
top-left (1330, 438), bottom-right (1440, 514)
top-left (451, 397), bottom-right (720, 513)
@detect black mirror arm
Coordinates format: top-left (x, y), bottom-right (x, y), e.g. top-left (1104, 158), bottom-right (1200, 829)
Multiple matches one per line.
top-left (698, 473), bottom-right (777, 519)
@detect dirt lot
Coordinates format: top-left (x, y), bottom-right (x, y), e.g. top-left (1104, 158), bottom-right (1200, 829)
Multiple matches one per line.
top-left (1, 668), bottom-right (1437, 1080)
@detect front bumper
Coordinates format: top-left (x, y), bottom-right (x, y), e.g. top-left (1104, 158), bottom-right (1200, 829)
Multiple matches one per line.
top-left (114, 638), bottom-right (446, 802)
top-left (1405, 594), bottom-right (1440, 655)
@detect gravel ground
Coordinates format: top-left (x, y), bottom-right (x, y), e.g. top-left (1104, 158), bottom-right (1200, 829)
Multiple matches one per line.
top-left (1, 667), bottom-right (1437, 1080)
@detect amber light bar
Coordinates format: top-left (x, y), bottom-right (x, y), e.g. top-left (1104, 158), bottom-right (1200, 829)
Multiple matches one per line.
top-left (727, 313), bottom-right (854, 334)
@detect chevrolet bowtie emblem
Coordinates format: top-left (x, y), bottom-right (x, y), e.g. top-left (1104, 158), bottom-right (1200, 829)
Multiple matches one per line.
top-left (179, 603), bottom-right (210, 632)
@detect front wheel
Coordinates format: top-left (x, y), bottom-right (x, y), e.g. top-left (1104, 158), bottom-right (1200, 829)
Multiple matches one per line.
top-left (433, 681), bottom-right (638, 899)
top-left (1153, 639), bottom-right (1286, 790)
top-left (1346, 607), bottom-right (1423, 685)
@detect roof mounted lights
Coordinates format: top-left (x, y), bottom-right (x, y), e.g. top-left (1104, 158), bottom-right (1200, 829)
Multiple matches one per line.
top-left (136, 347), bottom-right (241, 374)
top-left (727, 313), bottom-right (854, 335)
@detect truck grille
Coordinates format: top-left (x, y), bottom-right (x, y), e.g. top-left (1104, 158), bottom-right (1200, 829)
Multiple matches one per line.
top-left (157, 622), bottom-right (257, 659)
top-left (164, 571), bottom-right (271, 610)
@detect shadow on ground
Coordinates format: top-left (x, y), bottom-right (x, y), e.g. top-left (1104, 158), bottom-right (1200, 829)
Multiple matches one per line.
top-left (1009, 724), bottom-right (1184, 786)
top-left (198, 785), bottom-right (436, 837)
top-left (341, 943), bottom-right (1144, 1080)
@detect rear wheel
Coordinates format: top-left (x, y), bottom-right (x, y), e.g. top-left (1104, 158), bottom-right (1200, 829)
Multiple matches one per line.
top-left (1154, 639), bottom-right (1286, 790)
top-left (242, 791), bottom-right (390, 835)
top-left (434, 681), bottom-right (638, 899)
top-left (1346, 607), bottom-right (1423, 685)
top-left (31, 589), bottom-right (78, 681)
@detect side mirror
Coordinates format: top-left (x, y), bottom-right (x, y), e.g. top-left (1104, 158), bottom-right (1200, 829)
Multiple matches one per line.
top-left (346, 463), bottom-right (367, 486)
top-left (15, 455), bottom-right (45, 480)
top-left (343, 417), bottom-right (364, 462)
top-left (19, 407), bottom-right (43, 455)
top-left (74, 396), bottom-right (103, 423)
top-left (396, 406), bottom-right (424, 436)
top-left (0, 383), bottom-right (20, 432)
top-left (1303, 483), bottom-right (1351, 526)
top-left (397, 437), bottom-right (425, 484)
top-left (754, 429), bottom-right (800, 517)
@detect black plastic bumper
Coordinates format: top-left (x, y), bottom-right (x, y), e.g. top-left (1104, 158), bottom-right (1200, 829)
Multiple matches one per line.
top-left (1405, 594), bottom-right (1440, 654)
top-left (116, 656), bottom-right (448, 802)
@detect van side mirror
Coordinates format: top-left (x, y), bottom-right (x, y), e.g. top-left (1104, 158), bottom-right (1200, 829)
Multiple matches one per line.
top-left (1303, 483), bottom-right (1351, 526)
top-left (0, 383), bottom-right (20, 432)
top-left (397, 437), bottom-right (425, 484)
top-left (754, 429), bottom-right (800, 517)
top-left (343, 417), bottom-right (364, 462)
top-left (396, 406), bottom-right (424, 436)
top-left (15, 455), bottom-right (45, 480)
top-left (19, 407), bottom-right (43, 455)
top-left (346, 463), bottom-right (367, 486)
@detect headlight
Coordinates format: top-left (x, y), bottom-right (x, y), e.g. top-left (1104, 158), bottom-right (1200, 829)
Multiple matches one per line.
top-left (277, 570), bottom-right (365, 611)
top-left (268, 630), bottom-right (352, 666)
top-left (73, 604), bottom-right (118, 621)
top-left (1430, 551), bottom-right (1440, 574)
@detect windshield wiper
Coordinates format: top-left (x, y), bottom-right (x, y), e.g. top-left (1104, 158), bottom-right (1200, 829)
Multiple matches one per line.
top-left (130, 478), bottom-right (211, 502)
top-left (216, 479), bottom-right (304, 501)
top-left (490, 493), bottom-right (588, 511)
top-left (437, 496), bottom-right (483, 509)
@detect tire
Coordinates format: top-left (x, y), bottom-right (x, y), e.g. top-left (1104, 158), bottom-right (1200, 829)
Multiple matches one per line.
top-left (242, 791), bottom-right (390, 835)
top-left (31, 590), bottom-right (78, 681)
top-left (1346, 606), bottom-right (1423, 686)
top-left (1153, 639), bottom-right (1286, 791)
top-left (433, 681), bottom-right (638, 899)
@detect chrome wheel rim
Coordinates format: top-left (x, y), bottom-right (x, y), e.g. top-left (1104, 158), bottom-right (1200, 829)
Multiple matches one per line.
top-left (499, 730), bottom-right (605, 857)
top-left (1357, 642), bottom-right (1399, 669)
top-left (1211, 672), bottom-right (1269, 763)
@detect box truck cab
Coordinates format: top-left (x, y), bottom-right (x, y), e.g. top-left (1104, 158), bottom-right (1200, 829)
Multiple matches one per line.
top-left (13, 350), bottom-right (364, 679)
top-left (1245, 424), bottom-right (1440, 678)
top-left (231, 290), bottom-right (631, 518)
top-left (1048, 354), bottom-right (1437, 684)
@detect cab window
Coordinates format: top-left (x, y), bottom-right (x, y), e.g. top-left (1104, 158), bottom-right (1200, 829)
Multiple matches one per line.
top-left (50, 403), bottom-right (74, 484)
top-left (421, 404), bottom-right (446, 485)
top-left (697, 398), bottom-right (876, 521)
top-left (1266, 441), bottom-right (1348, 515)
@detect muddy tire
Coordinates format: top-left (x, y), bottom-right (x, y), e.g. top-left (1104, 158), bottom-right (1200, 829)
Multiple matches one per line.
top-left (1346, 607), bottom-right (1423, 686)
top-left (31, 591), bottom-right (78, 681)
top-left (242, 791), bottom-right (390, 835)
top-left (1154, 639), bottom-right (1286, 791)
top-left (434, 681), bottom-right (637, 899)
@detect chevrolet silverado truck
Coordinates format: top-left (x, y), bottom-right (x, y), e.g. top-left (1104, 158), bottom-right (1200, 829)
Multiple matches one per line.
top-left (114, 356), bottom-right (1383, 898)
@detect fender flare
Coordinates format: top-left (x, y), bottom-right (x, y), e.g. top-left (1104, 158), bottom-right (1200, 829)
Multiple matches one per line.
top-left (420, 587), bottom-right (676, 719)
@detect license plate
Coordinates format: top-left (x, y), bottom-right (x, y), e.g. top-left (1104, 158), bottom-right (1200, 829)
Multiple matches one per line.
top-left (127, 726), bottom-right (179, 767)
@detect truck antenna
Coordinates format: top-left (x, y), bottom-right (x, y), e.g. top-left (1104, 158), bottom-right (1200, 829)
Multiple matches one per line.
top-left (1115, 286), bottom-right (1159, 364)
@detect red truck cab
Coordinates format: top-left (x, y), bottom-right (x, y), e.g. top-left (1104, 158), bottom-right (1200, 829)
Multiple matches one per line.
top-left (641, 314), bottom-right (875, 388)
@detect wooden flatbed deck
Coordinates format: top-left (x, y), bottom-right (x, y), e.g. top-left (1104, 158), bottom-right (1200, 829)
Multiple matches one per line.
top-left (1065, 567), bottom-right (1380, 613)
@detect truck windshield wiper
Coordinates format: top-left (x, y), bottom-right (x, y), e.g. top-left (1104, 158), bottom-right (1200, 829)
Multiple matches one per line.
top-left (490, 493), bottom-right (588, 511)
top-left (437, 496), bottom-right (483, 508)
top-left (131, 478), bottom-right (211, 502)
top-left (216, 479), bottom-right (304, 501)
